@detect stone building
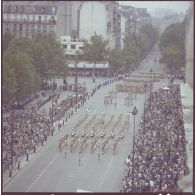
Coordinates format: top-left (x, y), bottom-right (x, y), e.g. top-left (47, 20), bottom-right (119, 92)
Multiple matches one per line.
top-left (2, 1), bottom-right (57, 38)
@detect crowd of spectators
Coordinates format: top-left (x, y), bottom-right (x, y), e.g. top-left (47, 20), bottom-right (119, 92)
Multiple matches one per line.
top-left (49, 85), bottom-right (89, 122)
top-left (2, 108), bottom-right (51, 170)
top-left (2, 75), bottom-right (125, 173)
top-left (2, 84), bottom-right (89, 171)
top-left (2, 78), bottom-right (107, 170)
top-left (122, 84), bottom-right (190, 192)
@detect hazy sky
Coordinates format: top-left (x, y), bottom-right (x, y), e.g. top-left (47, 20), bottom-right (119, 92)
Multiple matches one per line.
top-left (118, 1), bottom-right (191, 14)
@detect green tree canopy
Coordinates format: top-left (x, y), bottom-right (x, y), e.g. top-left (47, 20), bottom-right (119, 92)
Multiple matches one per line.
top-left (2, 33), bottom-right (67, 103)
top-left (2, 32), bottom-right (14, 53)
top-left (121, 24), bottom-right (159, 68)
top-left (122, 35), bottom-right (138, 66)
top-left (2, 61), bottom-right (17, 103)
top-left (107, 48), bottom-right (126, 71)
top-left (159, 22), bottom-right (185, 70)
top-left (82, 35), bottom-right (107, 63)
top-left (32, 33), bottom-right (67, 80)
top-left (3, 50), bottom-right (40, 101)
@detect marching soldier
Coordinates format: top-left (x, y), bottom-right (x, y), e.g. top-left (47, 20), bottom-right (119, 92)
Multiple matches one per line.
top-left (77, 152), bottom-right (81, 166)
top-left (64, 147), bottom-right (67, 158)
top-left (97, 148), bottom-right (101, 160)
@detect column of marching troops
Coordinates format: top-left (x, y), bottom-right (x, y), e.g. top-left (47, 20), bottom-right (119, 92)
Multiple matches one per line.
top-left (58, 112), bottom-right (131, 158)
top-left (58, 72), bottom-right (164, 161)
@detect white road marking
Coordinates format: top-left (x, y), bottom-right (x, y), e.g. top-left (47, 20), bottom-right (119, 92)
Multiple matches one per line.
top-left (25, 154), bottom-right (58, 192)
top-left (97, 156), bottom-right (114, 191)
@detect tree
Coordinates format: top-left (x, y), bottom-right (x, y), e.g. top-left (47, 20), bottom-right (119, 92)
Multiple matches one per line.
top-left (2, 32), bottom-right (14, 53)
top-left (82, 35), bottom-right (107, 81)
top-left (160, 45), bottom-right (185, 69)
top-left (136, 24), bottom-right (159, 60)
top-left (107, 48), bottom-right (125, 72)
top-left (122, 35), bottom-right (137, 67)
top-left (2, 33), bottom-right (67, 103)
top-left (3, 51), bottom-right (40, 100)
top-left (2, 61), bottom-right (17, 103)
top-left (159, 22), bottom-right (185, 70)
top-left (7, 36), bottom-right (33, 55)
top-left (32, 33), bottom-right (67, 80)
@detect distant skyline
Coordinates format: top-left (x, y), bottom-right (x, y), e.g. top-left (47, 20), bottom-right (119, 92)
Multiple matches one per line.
top-left (118, 1), bottom-right (191, 14)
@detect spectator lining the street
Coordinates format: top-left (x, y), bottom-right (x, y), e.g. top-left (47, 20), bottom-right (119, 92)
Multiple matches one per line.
top-left (122, 85), bottom-right (189, 192)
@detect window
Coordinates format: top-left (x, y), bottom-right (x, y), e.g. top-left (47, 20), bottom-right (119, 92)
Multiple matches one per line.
top-left (79, 46), bottom-right (83, 49)
top-left (45, 16), bottom-right (47, 21)
top-left (39, 16), bottom-right (41, 22)
top-left (25, 24), bottom-right (29, 31)
top-left (31, 25), bottom-right (35, 32)
top-left (27, 14), bottom-right (29, 21)
top-left (43, 25), bottom-right (47, 32)
top-left (6, 24), bottom-right (10, 32)
top-left (14, 14), bottom-right (17, 20)
top-left (42, 7), bottom-right (45, 13)
top-left (71, 45), bottom-right (76, 49)
top-left (13, 24), bottom-right (17, 31)
top-left (7, 14), bottom-right (10, 21)
top-left (21, 6), bottom-right (24, 13)
top-left (19, 24), bottom-right (23, 31)
top-left (37, 25), bottom-right (41, 32)
top-left (63, 45), bottom-right (67, 49)
top-left (52, 7), bottom-right (55, 14)
top-left (50, 25), bottom-right (54, 32)
top-left (32, 15), bottom-right (35, 21)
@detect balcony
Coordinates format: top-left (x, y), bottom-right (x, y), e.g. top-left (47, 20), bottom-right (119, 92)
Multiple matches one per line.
top-left (3, 18), bottom-right (54, 25)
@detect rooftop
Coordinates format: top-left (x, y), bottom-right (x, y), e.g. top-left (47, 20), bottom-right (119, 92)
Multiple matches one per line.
top-left (3, 1), bottom-right (57, 15)
top-left (68, 62), bottom-right (110, 69)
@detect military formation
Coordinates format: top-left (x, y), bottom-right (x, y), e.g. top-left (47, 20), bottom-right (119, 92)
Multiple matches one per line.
top-left (58, 112), bottom-right (130, 158)
top-left (58, 72), bottom-right (163, 161)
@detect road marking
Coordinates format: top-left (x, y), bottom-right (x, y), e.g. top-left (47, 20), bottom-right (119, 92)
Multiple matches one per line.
top-left (97, 155), bottom-right (114, 191)
top-left (25, 154), bottom-right (58, 192)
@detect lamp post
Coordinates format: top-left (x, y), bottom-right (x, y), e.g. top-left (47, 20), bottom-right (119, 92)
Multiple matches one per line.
top-left (149, 68), bottom-right (153, 109)
top-left (51, 72), bottom-right (55, 136)
top-left (9, 101), bottom-right (14, 177)
top-left (75, 51), bottom-right (79, 111)
top-left (131, 106), bottom-right (138, 192)
top-left (143, 83), bottom-right (147, 124)
top-left (9, 88), bottom-right (17, 177)
top-left (154, 58), bottom-right (157, 82)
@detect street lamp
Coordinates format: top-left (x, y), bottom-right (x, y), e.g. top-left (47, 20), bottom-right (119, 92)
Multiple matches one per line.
top-left (149, 68), bottom-right (153, 109)
top-left (75, 51), bottom-right (79, 111)
top-left (51, 72), bottom-right (55, 136)
top-left (143, 83), bottom-right (147, 124)
top-left (154, 58), bottom-right (157, 82)
top-left (8, 88), bottom-right (17, 177)
top-left (131, 106), bottom-right (138, 192)
top-left (9, 101), bottom-right (14, 177)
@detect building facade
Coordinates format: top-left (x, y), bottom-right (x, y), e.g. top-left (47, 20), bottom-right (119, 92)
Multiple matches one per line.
top-left (58, 35), bottom-right (84, 56)
top-left (79, 1), bottom-right (107, 41)
top-left (3, 1), bottom-right (151, 50)
top-left (2, 1), bottom-right (57, 39)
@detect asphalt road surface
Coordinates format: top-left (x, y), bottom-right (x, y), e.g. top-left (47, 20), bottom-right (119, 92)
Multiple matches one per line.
top-left (3, 43), bottom-right (169, 192)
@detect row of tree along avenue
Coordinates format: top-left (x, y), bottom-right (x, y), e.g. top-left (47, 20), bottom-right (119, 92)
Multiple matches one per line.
top-left (159, 20), bottom-right (185, 71)
top-left (3, 33), bottom-right (67, 104)
top-left (3, 23), bottom-right (159, 105)
top-left (81, 24), bottom-right (159, 75)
